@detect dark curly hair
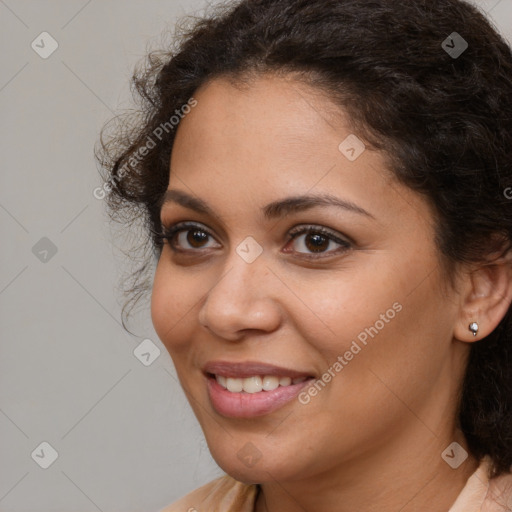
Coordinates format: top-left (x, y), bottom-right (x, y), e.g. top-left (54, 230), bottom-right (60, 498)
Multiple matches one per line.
top-left (96, 0), bottom-right (512, 479)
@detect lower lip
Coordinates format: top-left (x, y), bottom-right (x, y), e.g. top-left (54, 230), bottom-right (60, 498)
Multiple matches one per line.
top-left (206, 375), bottom-right (313, 418)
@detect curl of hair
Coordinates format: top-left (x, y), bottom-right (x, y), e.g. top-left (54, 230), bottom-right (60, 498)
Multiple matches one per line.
top-left (96, 0), bottom-right (512, 477)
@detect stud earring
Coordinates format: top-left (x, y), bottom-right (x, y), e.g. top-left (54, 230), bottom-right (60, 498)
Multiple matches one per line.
top-left (468, 322), bottom-right (479, 337)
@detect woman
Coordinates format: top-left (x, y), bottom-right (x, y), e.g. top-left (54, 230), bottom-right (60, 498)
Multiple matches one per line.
top-left (97, 0), bottom-right (512, 510)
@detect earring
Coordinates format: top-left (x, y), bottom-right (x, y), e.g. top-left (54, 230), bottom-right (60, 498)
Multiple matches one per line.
top-left (468, 322), bottom-right (479, 337)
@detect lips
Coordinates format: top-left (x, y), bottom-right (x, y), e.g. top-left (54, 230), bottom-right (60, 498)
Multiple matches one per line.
top-left (203, 360), bottom-right (315, 418)
top-left (203, 360), bottom-right (313, 379)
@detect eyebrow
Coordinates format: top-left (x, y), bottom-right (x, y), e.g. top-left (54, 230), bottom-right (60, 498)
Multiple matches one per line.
top-left (159, 189), bottom-right (375, 221)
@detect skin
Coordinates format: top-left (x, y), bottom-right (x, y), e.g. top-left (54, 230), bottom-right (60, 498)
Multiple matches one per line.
top-left (151, 73), bottom-right (512, 512)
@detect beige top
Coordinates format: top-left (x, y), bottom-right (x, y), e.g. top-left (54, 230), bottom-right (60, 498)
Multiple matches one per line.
top-left (160, 457), bottom-right (512, 512)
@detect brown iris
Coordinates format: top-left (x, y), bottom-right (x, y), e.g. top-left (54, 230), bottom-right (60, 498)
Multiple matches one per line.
top-left (187, 229), bottom-right (209, 248)
top-left (304, 233), bottom-right (329, 252)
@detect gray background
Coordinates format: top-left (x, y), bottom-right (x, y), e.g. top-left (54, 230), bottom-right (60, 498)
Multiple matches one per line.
top-left (1, 1), bottom-right (511, 511)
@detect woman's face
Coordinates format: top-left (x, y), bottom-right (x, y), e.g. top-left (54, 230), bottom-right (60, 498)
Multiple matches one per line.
top-left (151, 74), bottom-right (469, 483)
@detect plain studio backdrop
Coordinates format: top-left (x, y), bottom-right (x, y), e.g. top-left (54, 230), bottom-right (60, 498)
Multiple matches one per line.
top-left (0, 1), bottom-right (511, 511)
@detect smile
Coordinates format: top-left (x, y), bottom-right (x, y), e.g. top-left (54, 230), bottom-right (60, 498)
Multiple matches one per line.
top-left (203, 361), bottom-right (315, 418)
top-left (214, 374), bottom-right (308, 393)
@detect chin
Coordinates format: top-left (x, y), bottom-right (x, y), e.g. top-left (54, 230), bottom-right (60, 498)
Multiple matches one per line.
top-left (206, 437), bottom-right (312, 485)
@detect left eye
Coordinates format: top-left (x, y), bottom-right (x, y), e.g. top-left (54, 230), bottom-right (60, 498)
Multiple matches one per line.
top-left (287, 228), bottom-right (351, 256)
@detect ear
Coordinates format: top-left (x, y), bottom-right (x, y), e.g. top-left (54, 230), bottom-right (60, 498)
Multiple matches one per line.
top-left (454, 251), bottom-right (512, 342)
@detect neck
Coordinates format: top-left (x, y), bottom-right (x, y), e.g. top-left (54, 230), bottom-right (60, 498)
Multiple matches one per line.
top-left (255, 426), bottom-right (479, 512)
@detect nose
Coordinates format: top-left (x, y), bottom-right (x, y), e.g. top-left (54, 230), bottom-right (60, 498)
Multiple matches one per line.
top-left (198, 251), bottom-right (283, 341)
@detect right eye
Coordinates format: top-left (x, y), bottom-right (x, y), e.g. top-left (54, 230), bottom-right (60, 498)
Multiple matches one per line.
top-left (160, 222), bottom-right (221, 252)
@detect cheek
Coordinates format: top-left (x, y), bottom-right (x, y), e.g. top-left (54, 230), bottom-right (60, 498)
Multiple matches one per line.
top-left (321, 266), bottom-right (451, 408)
top-left (283, 258), bottom-right (407, 357)
top-left (150, 258), bottom-right (198, 353)
top-left (289, 249), bottom-right (449, 387)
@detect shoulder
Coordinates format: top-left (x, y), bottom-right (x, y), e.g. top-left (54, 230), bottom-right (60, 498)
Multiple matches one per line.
top-left (158, 474), bottom-right (259, 512)
top-left (450, 457), bottom-right (512, 512)
top-left (483, 466), bottom-right (512, 512)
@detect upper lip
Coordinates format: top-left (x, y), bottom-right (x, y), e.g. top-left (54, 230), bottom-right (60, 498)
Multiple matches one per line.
top-left (203, 360), bottom-right (313, 379)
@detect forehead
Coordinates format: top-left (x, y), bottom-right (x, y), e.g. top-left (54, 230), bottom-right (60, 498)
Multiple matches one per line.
top-left (167, 74), bottom-right (434, 231)
top-left (170, 75), bottom-right (365, 186)
top-left (176, 74), bottom-right (347, 152)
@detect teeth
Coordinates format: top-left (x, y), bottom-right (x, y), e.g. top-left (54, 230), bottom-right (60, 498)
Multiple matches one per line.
top-left (243, 376), bottom-right (263, 393)
top-left (215, 374), bottom-right (308, 393)
top-left (262, 376), bottom-right (279, 391)
top-left (279, 376), bottom-right (292, 386)
top-left (226, 377), bottom-right (243, 393)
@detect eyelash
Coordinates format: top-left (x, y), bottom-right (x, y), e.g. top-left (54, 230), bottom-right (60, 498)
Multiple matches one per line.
top-left (157, 222), bottom-right (352, 260)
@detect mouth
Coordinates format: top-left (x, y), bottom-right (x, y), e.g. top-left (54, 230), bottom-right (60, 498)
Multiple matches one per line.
top-left (203, 361), bottom-right (315, 418)
top-left (211, 373), bottom-right (310, 392)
